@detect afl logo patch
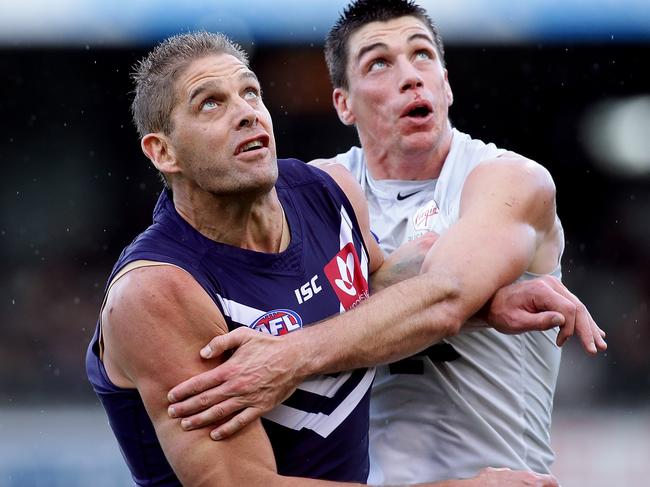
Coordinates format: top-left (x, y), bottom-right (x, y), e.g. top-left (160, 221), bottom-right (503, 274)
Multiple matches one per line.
top-left (250, 309), bottom-right (303, 336)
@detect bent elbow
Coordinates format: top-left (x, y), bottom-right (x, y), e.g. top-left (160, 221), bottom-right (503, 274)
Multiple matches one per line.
top-left (443, 304), bottom-right (464, 337)
top-left (423, 276), bottom-right (464, 338)
top-left (445, 313), bottom-right (463, 337)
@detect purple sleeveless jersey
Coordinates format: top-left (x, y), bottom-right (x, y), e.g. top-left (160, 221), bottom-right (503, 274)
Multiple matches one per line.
top-left (86, 159), bottom-right (375, 485)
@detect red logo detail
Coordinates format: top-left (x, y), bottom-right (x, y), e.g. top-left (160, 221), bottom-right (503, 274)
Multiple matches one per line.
top-left (324, 242), bottom-right (369, 310)
top-left (250, 309), bottom-right (303, 336)
top-left (413, 200), bottom-right (439, 231)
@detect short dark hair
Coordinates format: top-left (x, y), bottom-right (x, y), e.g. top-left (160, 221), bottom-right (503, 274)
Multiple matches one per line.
top-left (131, 31), bottom-right (249, 138)
top-left (325, 0), bottom-right (445, 89)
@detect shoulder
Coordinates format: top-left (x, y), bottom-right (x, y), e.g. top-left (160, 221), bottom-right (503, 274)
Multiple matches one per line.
top-left (469, 153), bottom-right (556, 198)
top-left (277, 157), bottom-right (336, 189)
top-left (278, 157), bottom-right (363, 203)
top-left (109, 264), bottom-right (199, 305)
top-left (105, 264), bottom-right (224, 348)
top-left (309, 146), bottom-right (363, 172)
top-left (102, 263), bottom-right (227, 385)
top-left (312, 161), bottom-right (366, 205)
top-left (308, 156), bottom-right (338, 169)
top-left (461, 154), bottom-right (557, 226)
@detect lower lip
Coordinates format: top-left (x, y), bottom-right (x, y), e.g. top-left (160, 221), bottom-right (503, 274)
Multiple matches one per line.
top-left (236, 147), bottom-right (270, 160)
top-left (400, 113), bottom-right (434, 126)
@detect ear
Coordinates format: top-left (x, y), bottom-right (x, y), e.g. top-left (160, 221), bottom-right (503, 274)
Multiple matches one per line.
top-left (333, 88), bottom-right (356, 126)
top-left (444, 69), bottom-right (454, 107)
top-left (141, 133), bottom-right (181, 176)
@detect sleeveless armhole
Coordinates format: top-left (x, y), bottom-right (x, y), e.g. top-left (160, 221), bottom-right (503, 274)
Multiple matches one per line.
top-left (97, 260), bottom-right (193, 360)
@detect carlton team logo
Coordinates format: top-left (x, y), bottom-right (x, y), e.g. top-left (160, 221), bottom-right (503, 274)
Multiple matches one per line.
top-left (413, 199), bottom-right (440, 231)
top-left (250, 309), bottom-right (303, 336)
top-left (324, 242), bottom-right (369, 310)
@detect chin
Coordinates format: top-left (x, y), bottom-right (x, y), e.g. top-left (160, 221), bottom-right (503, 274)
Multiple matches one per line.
top-left (241, 169), bottom-right (279, 196)
top-left (400, 134), bottom-right (438, 155)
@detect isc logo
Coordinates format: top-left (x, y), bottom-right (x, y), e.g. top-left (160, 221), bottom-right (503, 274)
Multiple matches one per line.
top-left (250, 309), bottom-right (303, 336)
top-left (294, 274), bottom-right (322, 304)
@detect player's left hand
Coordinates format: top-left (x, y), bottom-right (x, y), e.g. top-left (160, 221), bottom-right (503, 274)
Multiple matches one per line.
top-left (465, 467), bottom-right (559, 487)
top-left (166, 326), bottom-right (303, 440)
top-left (486, 275), bottom-right (607, 355)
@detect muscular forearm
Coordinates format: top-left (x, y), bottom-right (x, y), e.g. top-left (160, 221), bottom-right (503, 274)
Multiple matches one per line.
top-left (294, 272), bottom-right (466, 377)
top-left (369, 252), bottom-right (426, 293)
top-left (369, 233), bottom-right (438, 293)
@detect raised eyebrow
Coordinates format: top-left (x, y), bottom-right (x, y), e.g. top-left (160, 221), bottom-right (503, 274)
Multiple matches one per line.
top-left (408, 33), bottom-right (436, 49)
top-left (356, 42), bottom-right (389, 64)
top-left (187, 72), bottom-right (259, 105)
top-left (188, 81), bottom-right (221, 105)
top-left (239, 71), bottom-right (259, 85)
top-left (356, 33), bottom-right (435, 64)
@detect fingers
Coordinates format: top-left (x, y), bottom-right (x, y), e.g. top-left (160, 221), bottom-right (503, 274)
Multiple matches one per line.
top-left (541, 276), bottom-right (607, 354)
top-left (209, 407), bottom-right (262, 440)
top-left (595, 325), bottom-right (608, 351)
top-left (168, 383), bottom-right (230, 418)
top-left (200, 327), bottom-right (251, 359)
top-left (536, 473), bottom-right (559, 487)
top-left (526, 310), bottom-right (565, 331)
top-left (476, 467), bottom-right (559, 487)
top-left (527, 277), bottom-right (578, 341)
top-left (168, 367), bottom-right (225, 403)
top-left (178, 397), bottom-right (244, 431)
top-left (169, 328), bottom-right (258, 403)
top-left (537, 276), bottom-right (603, 353)
top-left (549, 297), bottom-right (576, 348)
top-left (571, 302), bottom-right (597, 355)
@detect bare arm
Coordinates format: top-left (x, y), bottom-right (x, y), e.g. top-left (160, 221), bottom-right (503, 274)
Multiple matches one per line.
top-left (280, 158), bottom-right (601, 373)
top-left (102, 265), bottom-right (361, 487)
top-left (103, 265), bottom-right (558, 487)
top-left (419, 158), bottom-right (603, 350)
top-left (167, 158), bottom-right (604, 439)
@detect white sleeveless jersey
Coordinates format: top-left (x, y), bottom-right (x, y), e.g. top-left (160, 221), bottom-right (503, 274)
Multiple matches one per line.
top-left (335, 129), bottom-right (562, 483)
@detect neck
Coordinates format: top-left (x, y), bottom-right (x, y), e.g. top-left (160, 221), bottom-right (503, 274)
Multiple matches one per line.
top-left (363, 123), bottom-right (453, 181)
top-left (171, 181), bottom-right (287, 253)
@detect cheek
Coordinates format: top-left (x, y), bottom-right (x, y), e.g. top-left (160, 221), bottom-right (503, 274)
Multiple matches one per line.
top-left (356, 89), bottom-right (392, 121)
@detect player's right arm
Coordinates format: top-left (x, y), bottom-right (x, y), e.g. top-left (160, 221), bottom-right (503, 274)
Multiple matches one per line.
top-left (102, 264), bottom-right (558, 487)
top-left (102, 264), bottom-right (358, 487)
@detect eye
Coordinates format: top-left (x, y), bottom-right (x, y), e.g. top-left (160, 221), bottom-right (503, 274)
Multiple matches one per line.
top-left (368, 58), bottom-right (388, 72)
top-left (243, 88), bottom-right (260, 100)
top-left (200, 99), bottom-right (219, 112)
top-left (414, 50), bottom-right (432, 61)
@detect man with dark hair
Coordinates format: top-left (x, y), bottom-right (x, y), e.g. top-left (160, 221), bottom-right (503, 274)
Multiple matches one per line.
top-left (317, 2), bottom-right (576, 481)
top-left (165, 0), bottom-right (607, 484)
top-left (324, 0), bottom-right (445, 91)
top-left (86, 30), bottom-right (566, 486)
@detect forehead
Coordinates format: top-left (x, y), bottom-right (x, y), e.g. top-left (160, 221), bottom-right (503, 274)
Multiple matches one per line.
top-left (348, 16), bottom-right (434, 56)
top-left (175, 53), bottom-right (255, 98)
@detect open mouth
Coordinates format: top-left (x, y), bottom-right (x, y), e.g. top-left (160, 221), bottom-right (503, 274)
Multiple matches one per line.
top-left (401, 101), bottom-right (433, 119)
top-left (407, 106), bottom-right (431, 117)
top-left (235, 135), bottom-right (269, 155)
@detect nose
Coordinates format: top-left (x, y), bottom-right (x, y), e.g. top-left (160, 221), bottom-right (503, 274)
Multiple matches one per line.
top-left (397, 57), bottom-right (423, 93)
top-left (235, 99), bottom-right (258, 129)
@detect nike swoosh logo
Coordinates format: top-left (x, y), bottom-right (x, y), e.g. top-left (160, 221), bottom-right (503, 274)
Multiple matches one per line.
top-left (396, 191), bottom-right (421, 201)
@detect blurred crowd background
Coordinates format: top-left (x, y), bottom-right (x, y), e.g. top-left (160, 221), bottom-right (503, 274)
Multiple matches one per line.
top-left (1, 1), bottom-right (649, 486)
